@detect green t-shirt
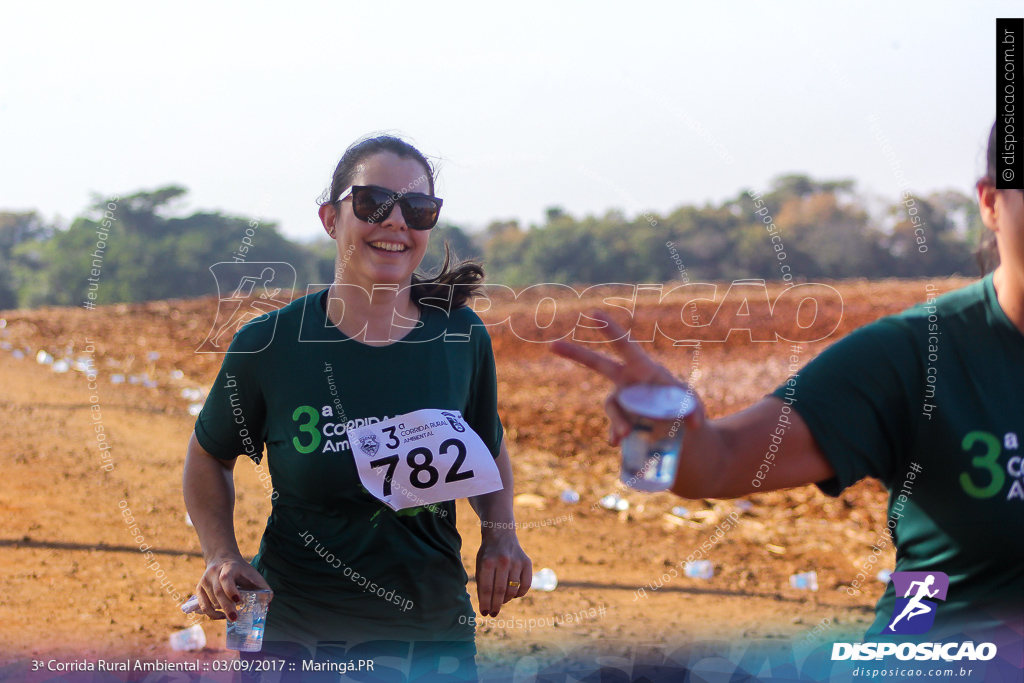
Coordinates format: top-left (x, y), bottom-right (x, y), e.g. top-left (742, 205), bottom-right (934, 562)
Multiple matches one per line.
top-left (772, 273), bottom-right (1023, 637)
top-left (194, 287), bottom-right (504, 648)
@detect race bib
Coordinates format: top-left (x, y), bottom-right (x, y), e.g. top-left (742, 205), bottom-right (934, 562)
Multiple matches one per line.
top-left (348, 409), bottom-right (502, 511)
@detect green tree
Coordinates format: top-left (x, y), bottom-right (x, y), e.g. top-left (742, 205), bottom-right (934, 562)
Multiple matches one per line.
top-left (0, 212), bottom-right (52, 309)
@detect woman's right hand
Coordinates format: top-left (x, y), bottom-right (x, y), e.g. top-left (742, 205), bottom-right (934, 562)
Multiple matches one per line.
top-left (195, 554), bottom-right (272, 621)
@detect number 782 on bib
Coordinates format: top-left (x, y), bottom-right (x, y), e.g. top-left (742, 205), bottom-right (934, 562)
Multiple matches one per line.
top-left (348, 409), bottom-right (503, 511)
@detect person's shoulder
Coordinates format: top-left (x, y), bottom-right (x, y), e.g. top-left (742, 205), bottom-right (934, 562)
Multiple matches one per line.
top-left (803, 312), bottom-right (921, 376)
top-left (895, 278), bottom-right (987, 326)
top-left (440, 305), bottom-right (492, 345)
top-left (443, 304), bottom-right (486, 331)
top-left (841, 313), bottom-right (918, 349)
top-left (230, 289), bottom-right (319, 352)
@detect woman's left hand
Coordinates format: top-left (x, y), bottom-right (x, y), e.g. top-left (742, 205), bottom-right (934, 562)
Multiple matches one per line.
top-left (475, 529), bottom-right (532, 617)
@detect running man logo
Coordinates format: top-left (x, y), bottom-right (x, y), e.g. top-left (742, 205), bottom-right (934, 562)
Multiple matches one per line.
top-left (197, 262), bottom-right (296, 353)
top-left (885, 571), bottom-right (949, 635)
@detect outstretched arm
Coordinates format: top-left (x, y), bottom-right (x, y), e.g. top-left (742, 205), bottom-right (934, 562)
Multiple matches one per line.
top-left (551, 311), bottom-right (835, 499)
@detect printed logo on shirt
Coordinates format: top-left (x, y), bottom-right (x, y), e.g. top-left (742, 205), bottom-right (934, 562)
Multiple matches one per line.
top-left (884, 571), bottom-right (949, 635)
top-left (959, 429), bottom-right (1024, 502)
top-left (290, 404), bottom-right (391, 455)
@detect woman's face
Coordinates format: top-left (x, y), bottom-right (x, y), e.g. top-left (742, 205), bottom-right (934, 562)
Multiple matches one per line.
top-left (978, 181), bottom-right (1024, 282)
top-left (319, 151), bottom-right (433, 289)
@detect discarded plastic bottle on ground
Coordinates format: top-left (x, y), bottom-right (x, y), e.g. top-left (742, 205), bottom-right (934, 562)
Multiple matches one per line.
top-left (169, 624), bottom-right (206, 651)
top-left (560, 489), bottom-right (580, 504)
top-left (790, 571), bottom-right (819, 592)
top-left (670, 506), bottom-right (690, 518)
top-left (684, 560), bottom-right (714, 579)
top-left (533, 568), bottom-right (558, 591)
top-left (599, 494), bottom-right (629, 511)
top-left (51, 359), bottom-right (70, 373)
top-left (877, 569), bottom-right (892, 583)
top-left (36, 350), bottom-right (54, 365)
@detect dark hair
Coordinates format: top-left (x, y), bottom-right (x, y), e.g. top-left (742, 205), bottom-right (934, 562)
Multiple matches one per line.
top-left (978, 122), bottom-right (1003, 274)
top-left (320, 134), bottom-right (484, 309)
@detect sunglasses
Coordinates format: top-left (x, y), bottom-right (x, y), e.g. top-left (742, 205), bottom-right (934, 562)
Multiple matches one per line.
top-left (336, 185), bottom-right (444, 231)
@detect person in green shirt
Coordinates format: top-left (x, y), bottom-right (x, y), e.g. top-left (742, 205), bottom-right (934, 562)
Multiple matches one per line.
top-left (183, 135), bottom-right (532, 680)
top-left (552, 121), bottom-right (1023, 641)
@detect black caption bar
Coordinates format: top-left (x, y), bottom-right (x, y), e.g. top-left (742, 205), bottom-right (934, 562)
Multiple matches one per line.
top-left (997, 18), bottom-right (1024, 189)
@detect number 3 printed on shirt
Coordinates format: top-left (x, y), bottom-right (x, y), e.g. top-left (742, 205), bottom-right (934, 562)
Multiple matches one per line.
top-left (959, 430), bottom-right (1004, 499)
top-left (292, 405), bottom-right (321, 454)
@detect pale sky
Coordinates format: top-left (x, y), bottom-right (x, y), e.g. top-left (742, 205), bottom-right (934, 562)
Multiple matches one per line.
top-left (0, 2), bottom-right (1016, 240)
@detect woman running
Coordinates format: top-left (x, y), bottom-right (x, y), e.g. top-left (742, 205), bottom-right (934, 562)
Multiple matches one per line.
top-left (183, 135), bottom-right (531, 680)
top-left (552, 121), bottom-right (1023, 640)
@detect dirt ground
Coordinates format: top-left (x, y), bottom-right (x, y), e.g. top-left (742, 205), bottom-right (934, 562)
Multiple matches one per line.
top-left (0, 278), bottom-right (970, 673)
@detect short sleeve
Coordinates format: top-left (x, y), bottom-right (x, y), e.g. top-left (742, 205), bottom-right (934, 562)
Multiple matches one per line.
top-left (193, 329), bottom-right (267, 463)
top-left (464, 324), bottom-right (505, 460)
top-left (771, 318), bottom-right (921, 496)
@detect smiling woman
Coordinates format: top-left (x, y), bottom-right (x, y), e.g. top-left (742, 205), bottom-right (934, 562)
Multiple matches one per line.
top-left (183, 134), bottom-right (531, 683)
top-left (318, 136), bottom-right (484, 329)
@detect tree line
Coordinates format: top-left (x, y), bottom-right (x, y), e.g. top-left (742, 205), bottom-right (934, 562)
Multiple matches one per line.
top-left (0, 174), bottom-right (985, 310)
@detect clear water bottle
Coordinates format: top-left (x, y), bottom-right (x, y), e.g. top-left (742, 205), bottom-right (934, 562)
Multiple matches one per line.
top-left (169, 624), bottom-right (206, 651)
top-left (789, 571), bottom-right (819, 592)
top-left (684, 561), bottom-right (714, 579)
top-left (616, 385), bottom-right (697, 492)
top-left (670, 506), bottom-right (690, 518)
top-left (560, 489), bottom-right (580, 504)
top-left (533, 568), bottom-right (558, 591)
top-left (876, 569), bottom-right (892, 583)
top-left (226, 589), bottom-right (273, 652)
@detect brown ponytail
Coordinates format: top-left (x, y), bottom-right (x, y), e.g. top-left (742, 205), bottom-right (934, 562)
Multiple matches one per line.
top-left (411, 243), bottom-right (485, 310)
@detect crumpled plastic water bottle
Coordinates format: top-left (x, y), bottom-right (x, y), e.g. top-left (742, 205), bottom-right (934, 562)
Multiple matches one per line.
top-left (684, 560), bottom-right (714, 579)
top-left (789, 571), bottom-right (819, 592)
top-left (169, 624), bottom-right (206, 651)
top-left (533, 568), bottom-right (558, 591)
top-left (599, 494), bottom-right (629, 511)
top-left (560, 489), bottom-right (580, 504)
